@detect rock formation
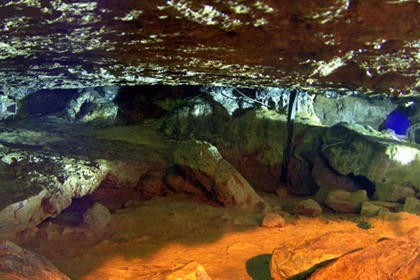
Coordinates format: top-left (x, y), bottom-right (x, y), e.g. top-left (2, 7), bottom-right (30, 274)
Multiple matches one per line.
top-left (0, 1), bottom-right (418, 97)
top-left (172, 140), bottom-right (267, 212)
top-left (0, 239), bottom-right (70, 280)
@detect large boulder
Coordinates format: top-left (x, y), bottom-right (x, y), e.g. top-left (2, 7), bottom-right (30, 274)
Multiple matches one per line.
top-left (160, 97), bottom-right (229, 140)
top-left (270, 231), bottom-right (377, 280)
top-left (294, 198), bottom-right (322, 217)
top-left (309, 229), bottom-right (420, 280)
top-left (82, 203), bottom-right (112, 233)
top-left (65, 89), bottom-right (118, 126)
top-left (0, 149), bottom-right (108, 239)
top-left (173, 140), bottom-right (267, 212)
top-left (324, 190), bottom-right (368, 213)
top-left (314, 94), bottom-right (396, 129)
top-left (311, 156), bottom-right (359, 193)
top-left (321, 123), bottom-right (420, 202)
top-left (0, 239), bottom-right (70, 280)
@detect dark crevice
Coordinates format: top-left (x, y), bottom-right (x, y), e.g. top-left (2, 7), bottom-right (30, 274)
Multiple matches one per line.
top-left (348, 174), bottom-right (376, 198)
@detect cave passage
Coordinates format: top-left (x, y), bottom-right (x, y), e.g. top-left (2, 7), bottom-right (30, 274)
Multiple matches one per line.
top-left (0, 84), bottom-right (419, 280)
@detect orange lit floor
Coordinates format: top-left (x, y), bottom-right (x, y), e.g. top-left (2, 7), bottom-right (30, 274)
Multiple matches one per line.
top-left (20, 193), bottom-right (420, 280)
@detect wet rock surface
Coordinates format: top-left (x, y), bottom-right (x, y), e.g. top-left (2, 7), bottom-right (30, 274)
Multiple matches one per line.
top-left (0, 1), bottom-right (419, 96)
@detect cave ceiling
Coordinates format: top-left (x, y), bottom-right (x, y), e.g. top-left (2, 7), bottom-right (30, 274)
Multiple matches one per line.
top-left (0, 0), bottom-right (419, 97)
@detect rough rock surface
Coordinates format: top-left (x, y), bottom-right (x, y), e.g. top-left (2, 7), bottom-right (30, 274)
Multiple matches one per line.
top-left (360, 201), bottom-right (388, 217)
top-left (160, 97), bottom-right (229, 141)
top-left (311, 156), bottom-right (360, 193)
top-left (314, 94), bottom-right (397, 129)
top-left (158, 261), bottom-right (211, 280)
top-left (173, 140), bottom-right (267, 212)
top-left (0, 238), bottom-right (70, 280)
top-left (8, 194), bottom-right (417, 280)
top-left (82, 202), bottom-right (111, 233)
top-left (18, 87), bottom-right (119, 125)
top-left (322, 123), bottom-right (420, 201)
top-left (261, 213), bottom-right (286, 228)
top-left (0, 120), bottom-right (168, 238)
top-left (163, 106), bottom-right (322, 192)
top-left (0, 148), bottom-right (108, 239)
top-left (404, 196), bottom-right (420, 214)
top-left (325, 190), bottom-right (368, 213)
top-left (0, 1), bottom-right (418, 96)
top-left (294, 199), bottom-right (322, 217)
top-left (309, 229), bottom-right (420, 280)
top-left (270, 231), bottom-right (378, 280)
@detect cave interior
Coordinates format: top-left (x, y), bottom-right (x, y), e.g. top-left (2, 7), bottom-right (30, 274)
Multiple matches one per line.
top-left (0, 1), bottom-right (419, 279)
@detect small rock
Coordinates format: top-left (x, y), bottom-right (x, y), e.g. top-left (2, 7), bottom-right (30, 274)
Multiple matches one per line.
top-left (360, 201), bottom-right (388, 217)
top-left (275, 187), bottom-right (288, 198)
top-left (325, 190), bottom-right (368, 213)
top-left (294, 198), bottom-right (322, 217)
top-left (403, 196), bottom-right (420, 214)
top-left (369, 200), bottom-right (400, 211)
top-left (388, 185), bottom-right (415, 202)
top-left (261, 213), bottom-right (286, 228)
top-left (83, 203), bottom-right (111, 233)
top-left (164, 261), bottom-right (211, 280)
top-left (356, 221), bottom-right (372, 230)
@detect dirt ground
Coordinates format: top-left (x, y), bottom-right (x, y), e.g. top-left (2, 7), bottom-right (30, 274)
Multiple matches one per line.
top-left (18, 191), bottom-right (420, 280)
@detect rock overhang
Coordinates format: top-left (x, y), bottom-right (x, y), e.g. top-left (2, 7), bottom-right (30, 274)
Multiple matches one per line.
top-left (0, 0), bottom-right (418, 97)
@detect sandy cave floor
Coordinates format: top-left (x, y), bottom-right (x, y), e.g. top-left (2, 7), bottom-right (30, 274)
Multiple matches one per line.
top-left (18, 193), bottom-right (420, 280)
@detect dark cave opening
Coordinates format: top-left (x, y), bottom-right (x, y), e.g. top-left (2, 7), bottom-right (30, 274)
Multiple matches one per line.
top-left (348, 174), bottom-right (377, 198)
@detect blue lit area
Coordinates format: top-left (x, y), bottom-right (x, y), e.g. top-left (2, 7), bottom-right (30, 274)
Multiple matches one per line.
top-left (384, 110), bottom-right (411, 137)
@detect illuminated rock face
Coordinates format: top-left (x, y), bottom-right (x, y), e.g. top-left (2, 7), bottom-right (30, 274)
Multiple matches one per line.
top-left (0, 0), bottom-right (419, 96)
top-left (322, 123), bottom-right (420, 201)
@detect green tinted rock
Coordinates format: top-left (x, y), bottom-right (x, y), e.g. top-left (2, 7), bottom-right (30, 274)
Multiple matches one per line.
top-left (322, 123), bottom-right (420, 202)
